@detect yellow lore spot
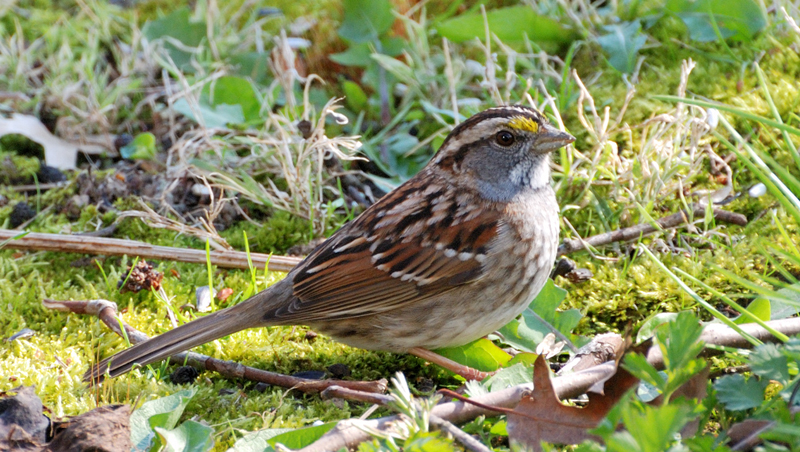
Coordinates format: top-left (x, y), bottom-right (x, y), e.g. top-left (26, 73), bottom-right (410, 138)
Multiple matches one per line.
top-left (507, 116), bottom-right (539, 133)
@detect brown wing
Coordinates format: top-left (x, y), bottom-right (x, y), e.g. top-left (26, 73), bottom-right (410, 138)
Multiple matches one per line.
top-left (276, 177), bottom-right (500, 322)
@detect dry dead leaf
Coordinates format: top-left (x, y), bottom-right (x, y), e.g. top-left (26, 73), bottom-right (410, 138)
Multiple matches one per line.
top-left (0, 114), bottom-right (109, 170)
top-left (507, 347), bottom-right (643, 451)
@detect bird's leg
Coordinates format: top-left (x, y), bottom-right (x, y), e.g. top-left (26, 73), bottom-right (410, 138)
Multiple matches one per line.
top-left (408, 347), bottom-right (491, 381)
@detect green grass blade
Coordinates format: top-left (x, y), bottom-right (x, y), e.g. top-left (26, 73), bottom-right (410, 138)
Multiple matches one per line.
top-left (674, 268), bottom-right (787, 342)
top-left (640, 246), bottom-right (762, 346)
top-left (652, 95), bottom-right (800, 137)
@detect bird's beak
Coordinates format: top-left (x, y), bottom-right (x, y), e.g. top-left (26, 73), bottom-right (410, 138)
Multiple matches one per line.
top-left (535, 123), bottom-right (575, 153)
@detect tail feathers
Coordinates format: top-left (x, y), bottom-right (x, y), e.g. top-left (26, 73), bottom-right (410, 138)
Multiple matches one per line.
top-left (84, 280), bottom-right (292, 383)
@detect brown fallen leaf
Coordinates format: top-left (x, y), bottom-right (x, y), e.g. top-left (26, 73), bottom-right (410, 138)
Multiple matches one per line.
top-left (507, 345), bottom-right (644, 451)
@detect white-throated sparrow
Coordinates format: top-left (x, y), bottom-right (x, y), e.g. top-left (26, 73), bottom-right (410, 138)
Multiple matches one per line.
top-left (86, 105), bottom-right (574, 382)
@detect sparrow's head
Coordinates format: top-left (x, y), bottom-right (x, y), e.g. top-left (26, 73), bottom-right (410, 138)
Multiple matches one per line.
top-left (432, 105), bottom-right (574, 202)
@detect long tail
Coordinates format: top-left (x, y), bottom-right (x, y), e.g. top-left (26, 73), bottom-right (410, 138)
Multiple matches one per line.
top-left (84, 278), bottom-right (294, 383)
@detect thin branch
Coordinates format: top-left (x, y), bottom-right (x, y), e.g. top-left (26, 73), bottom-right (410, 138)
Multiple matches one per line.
top-left (300, 317), bottom-right (800, 452)
top-left (430, 414), bottom-right (492, 452)
top-left (558, 206), bottom-right (748, 256)
top-left (321, 386), bottom-right (394, 405)
top-left (43, 298), bottom-right (387, 395)
top-left (0, 230), bottom-right (302, 272)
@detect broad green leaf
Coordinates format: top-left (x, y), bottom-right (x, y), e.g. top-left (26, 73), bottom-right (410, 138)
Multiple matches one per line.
top-left (434, 338), bottom-right (511, 372)
top-left (596, 21), bottom-right (647, 73)
top-left (636, 312), bottom-right (678, 343)
top-left (483, 363), bottom-right (533, 391)
top-left (714, 374), bottom-right (766, 410)
top-left (121, 132), bottom-right (157, 160)
top-left (435, 6), bottom-right (573, 47)
top-left (617, 402), bottom-right (696, 452)
top-left (769, 284), bottom-right (800, 320)
top-left (172, 99), bottom-right (245, 129)
top-left (130, 388), bottom-right (197, 452)
top-left (209, 76), bottom-right (261, 123)
top-left (228, 428), bottom-right (291, 452)
top-left (506, 352), bottom-right (539, 367)
top-left (338, 0), bottom-right (394, 43)
top-left (666, 0), bottom-right (766, 42)
top-left (733, 298), bottom-right (771, 324)
top-left (268, 423), bottom-right (337, 449)
top-left (749, 343), bottom-right (790, 384)
top-left (142, 8), bottom-right (206, 72)
top-left (228, 52), bottom-right (271, 84)
top-left (330, 42), bottom-right (373, 67)
top-left (490, 420), bottom-right (508, 436)
top-left (498, 280), bottom-right (581, 353)
top-left (154, 420), bottom-right (214, 452)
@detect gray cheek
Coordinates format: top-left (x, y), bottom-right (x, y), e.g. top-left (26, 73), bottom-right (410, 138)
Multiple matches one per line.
top-left (463, 148), bottom-right (528, 202)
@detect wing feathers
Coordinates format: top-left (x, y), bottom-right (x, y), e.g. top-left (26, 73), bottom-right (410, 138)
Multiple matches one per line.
top-left (288, 177), bottom-right (501, 322)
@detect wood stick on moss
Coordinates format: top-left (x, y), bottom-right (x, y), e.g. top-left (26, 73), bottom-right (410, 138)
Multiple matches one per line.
top-left (558, 205), bottom-right (748, 256)
top-left (0, 231), bottom-right (302, 272)
top-left (299, 317), bottom-right (800, 452)
top-left (42, 298), bottom-right (387, 395)
top-left (1, 205), bottom-right (744, 270)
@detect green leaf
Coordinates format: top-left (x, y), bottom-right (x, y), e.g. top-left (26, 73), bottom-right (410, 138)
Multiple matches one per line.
top-left (506, 352), bottom-right (539, 367)
top-left (209, 76), bottom-right (262, 123)
top-left (733, 298), bottom-right (771, 324)
top-left (171, 76), bottom-right (261, 128)
top-left (268, 423), bottom-right (337, 449)
top-left (228, 52), bottom-right (271, 84)
top-left (228, 428), bottom-right (291, 452)
top-left (154, 420), bottom-right (214, 452)
top-left (614, 402), bottom-right (696, 452)
top-left (342, 80), bottom-right (368, 111)
top-left (172, 99), bottom-right (245, 129)
top-left (483, 363), bottom-right (533, 391)
top-left (130, 388), bottom-right (197, 452)
top-left (434, 338), bottom-right (511, 373)
top-left (714, 374), bottom-right (765, 410)
top-left (596, 21), bottom-right (647, 73)
top-left (120, 132), bottom-right (157, 160)
top-left (665, 0), bottom-right (766, 42)
top-left (142, 7), bottom-right (206, 72)
top-left (749, 343), bottom-right (791, 384)
top-left (330, 42), bottom-right (374, 67)
top-left (371, 53), bottom-right (416, 88)
top-left (435, 6), bottom-right (574, 47)
top-left (636, 312), bottom-right (678, 343)
top-left (497, 281), bottom-right (581, 353)
top-left (490, 420), bottom-right (508, 436)
top-left (624, 352), bottom-right (666, 393)
top-left (338, 0), bottom-right (394, 43)
top-left (656, 311), bottom-right (704, 371)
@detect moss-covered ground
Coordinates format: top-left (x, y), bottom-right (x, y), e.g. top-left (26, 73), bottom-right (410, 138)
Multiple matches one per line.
top-left (2, 0), bottom-right (800, 450)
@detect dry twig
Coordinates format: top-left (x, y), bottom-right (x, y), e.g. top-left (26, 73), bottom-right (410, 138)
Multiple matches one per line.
top-left (0, 230), bottom-right (302, 272)
top-left (558, 205), bottom-right (747, 256)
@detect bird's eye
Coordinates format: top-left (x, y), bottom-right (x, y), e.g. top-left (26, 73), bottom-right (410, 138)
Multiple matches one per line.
top-left (495, 131), bottom-right (515, 147)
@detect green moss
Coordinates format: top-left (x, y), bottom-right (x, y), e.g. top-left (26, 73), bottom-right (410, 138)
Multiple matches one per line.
top-left (0, 150), bottom-right (40, 185)
top-left (221, 210), bottom-right (316, 254)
